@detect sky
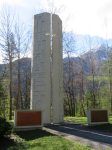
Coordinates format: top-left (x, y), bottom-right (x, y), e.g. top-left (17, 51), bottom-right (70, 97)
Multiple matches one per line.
top-left (0, 0), bottom-right (112, 63)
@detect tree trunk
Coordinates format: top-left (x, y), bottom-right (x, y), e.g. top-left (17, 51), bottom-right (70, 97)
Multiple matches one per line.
top-left (9, 58), bottom-right (12, 120)
top-left (82, 103), bottom-right (86, 116)
top-left (74, 102), bottom-right (75, 117)
top-left (25, 70), bottom-right (27, 109)
top-left (92, 68), bottom-right (95, 108)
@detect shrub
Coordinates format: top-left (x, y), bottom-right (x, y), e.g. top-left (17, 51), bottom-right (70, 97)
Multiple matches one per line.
top-left (0, 117), bottom-right (14, 137)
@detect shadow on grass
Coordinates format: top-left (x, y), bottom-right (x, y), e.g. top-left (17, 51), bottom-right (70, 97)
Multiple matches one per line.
top-left (7, 143), bottom-right (50, 150)
top-left (88, 123), bottom-right (112, 132)
top-left (0, 135), bottom-right (17, 150)
top-left (15, 129), bottom-right (57, 141)
top-left (0, 129), bottom-right (57, 150)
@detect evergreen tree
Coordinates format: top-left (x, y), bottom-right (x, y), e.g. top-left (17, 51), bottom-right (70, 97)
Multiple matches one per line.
top-left (0, 79), bottom-right (7, 118)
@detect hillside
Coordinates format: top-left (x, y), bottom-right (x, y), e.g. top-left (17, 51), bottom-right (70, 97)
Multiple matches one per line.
top-left (0, 43), bottom-right (109, 77)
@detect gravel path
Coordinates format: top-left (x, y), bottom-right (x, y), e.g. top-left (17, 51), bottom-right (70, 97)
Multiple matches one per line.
top-left (43, 124), bottom-right (112, 150)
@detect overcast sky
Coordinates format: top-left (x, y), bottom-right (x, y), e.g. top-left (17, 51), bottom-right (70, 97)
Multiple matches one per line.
top-left (0, 0), bottom-right (112, 63)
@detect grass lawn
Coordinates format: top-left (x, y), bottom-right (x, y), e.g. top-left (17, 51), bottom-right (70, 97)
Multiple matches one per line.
top-left (64, 116), bottom-right (112, 132)
top-left (0, 129), bottom-right (93, 150)
top-left (64, 116), bottom-right (87, 124)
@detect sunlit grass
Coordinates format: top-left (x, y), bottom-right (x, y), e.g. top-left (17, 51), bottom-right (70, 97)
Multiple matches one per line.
top-left (64, 116), bottom-right (87, 124)
top-left (8, 120), bottom-right (14, 123)
top-left (109, 116), bottom-right (112, 124)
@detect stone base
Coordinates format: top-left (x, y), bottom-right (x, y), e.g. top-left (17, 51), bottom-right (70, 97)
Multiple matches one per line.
top-left (43, 123), bottom-right (52, 127)
top-left (14, 127), bottom-right (42, 132)
top-left (88, 123), bottom-right (109, 126)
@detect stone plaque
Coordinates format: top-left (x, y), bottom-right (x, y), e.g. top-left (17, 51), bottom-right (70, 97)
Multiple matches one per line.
top-left (91, 110), bottom-right (108, 123)
top-left (17, 111), bottom-right (41, 126)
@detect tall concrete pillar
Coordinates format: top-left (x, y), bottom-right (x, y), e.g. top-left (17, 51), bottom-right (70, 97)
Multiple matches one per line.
top-left (30, 13), bottom-right (51, 124)
top-left (31, 13), bottom-right (63, 124)
top-left (52, 14), bottom-right (64, 123)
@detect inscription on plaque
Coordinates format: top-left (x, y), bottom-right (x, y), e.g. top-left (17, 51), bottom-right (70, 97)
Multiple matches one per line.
top-left (17, 111), bottom-right (41, 126)
top-left (91, 110), bottom-right (108, 123)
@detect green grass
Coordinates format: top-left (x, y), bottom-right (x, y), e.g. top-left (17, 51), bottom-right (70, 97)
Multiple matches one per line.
top-left (8, 120), bottom-right (14, 123)
top-left (64, 116), bottom-right (87, 124)
top-left (0, 129), bottom-right (93, 150)
top-left (109, 116), bottom-right (112, 124)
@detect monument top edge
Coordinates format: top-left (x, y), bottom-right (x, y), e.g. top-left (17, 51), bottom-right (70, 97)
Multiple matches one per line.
top-left (14, 109), bottom-right (43, 112)
top-left (52, 14), bottom-right (62, 21)
top-left (33, 12), bottom-right (61, 20)
top-left (34, 12), bottom-right (50, 16)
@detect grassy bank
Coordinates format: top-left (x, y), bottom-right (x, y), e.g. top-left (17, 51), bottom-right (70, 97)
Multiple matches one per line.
top-left (0, 129), bottom-right (93, 150)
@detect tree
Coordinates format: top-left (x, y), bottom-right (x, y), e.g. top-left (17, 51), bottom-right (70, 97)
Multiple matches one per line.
top-left (4, 33), bottom-right (16, 120)
top-left (14, 17), bottom-right (30, 109)
top-left (63, 31), bottom-right (77, 116)
top-left (100, 18), bottom-right (112, 112)
top-left (0, 5), bottom-right (16, 120)
top-left (0, 79), bottom-right (7, 118)
top-left (0, 5), bottom-right (17, 120)
top-left (100, 46), bottom-right (112, 112)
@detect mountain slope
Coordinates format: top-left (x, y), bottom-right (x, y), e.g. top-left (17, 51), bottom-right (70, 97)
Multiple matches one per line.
top-left (0, 43), bottom-right (110, 76)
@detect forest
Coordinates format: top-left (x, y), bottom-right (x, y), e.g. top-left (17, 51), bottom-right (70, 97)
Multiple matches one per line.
top-left (0, 3), bottom-right (112, 121)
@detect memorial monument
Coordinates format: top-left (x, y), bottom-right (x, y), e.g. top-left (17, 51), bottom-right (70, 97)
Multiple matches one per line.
top-left (30, 13), bottom-right (63, 124)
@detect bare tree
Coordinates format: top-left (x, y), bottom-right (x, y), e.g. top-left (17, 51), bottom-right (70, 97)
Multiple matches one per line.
top-left (0, 4), bottom-right (31, 120)
top-left (0, 5), bottom-right (16, 120)
top-left (63, 31), bottom-right (78, 116)
top-left (14, 16), bottom-right (31, 109)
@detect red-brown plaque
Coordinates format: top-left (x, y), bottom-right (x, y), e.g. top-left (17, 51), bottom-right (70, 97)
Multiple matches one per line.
top-left (91, 110), bottom-right (108, 123)
top-left (17, 111), bottom-right (41, 126)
